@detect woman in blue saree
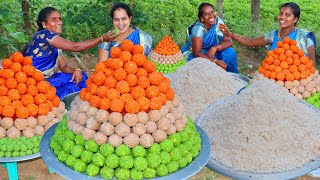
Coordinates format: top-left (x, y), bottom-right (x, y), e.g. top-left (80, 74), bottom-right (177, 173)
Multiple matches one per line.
top-left (23, 7), bottom-right (115, 99)
top-left (98, 3), bottom-right (153, 62)
top-left (219, 2), bottom-right (316, 65)
top-left (181, 3), bottom-right (239, 73)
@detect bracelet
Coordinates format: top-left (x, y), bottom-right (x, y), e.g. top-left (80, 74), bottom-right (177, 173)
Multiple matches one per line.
top-left (217, 45), bottom-right (222, 51)
top-left (100, 36), bottom-right (104, 43)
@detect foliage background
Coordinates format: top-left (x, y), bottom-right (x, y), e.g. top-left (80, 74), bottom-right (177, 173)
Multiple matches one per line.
top-left (0, 0), bottom-right (319, 63)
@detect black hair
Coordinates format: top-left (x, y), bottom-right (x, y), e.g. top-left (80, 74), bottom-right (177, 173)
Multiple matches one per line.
top-left (280, 2), bottom-right (300, 26)
top-left (37, 7), bottom-right (59, 31)
top-left (198, 2), bottom-right (214, 20)
top-left (111, 3), bottom-right (132, 19)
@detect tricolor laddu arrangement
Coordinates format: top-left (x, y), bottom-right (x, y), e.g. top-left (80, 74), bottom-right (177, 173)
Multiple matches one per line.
top-left (0, 52), bottom-right (65, 157)
top-left (50, 39), bottom-right (201, 179)
top-left (148, 36), bottom-right (186, 74)
top-left (253, 36), bottom-right (320, 101)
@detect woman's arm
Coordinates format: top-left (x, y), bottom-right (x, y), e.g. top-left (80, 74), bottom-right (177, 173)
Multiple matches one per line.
top-left (58, 55), bottom-right (82, 86)
top-left (192, 37), bottom-right (227, 70)
top-left (209, 35), bottom-right (232, 53)
top-left (192, 37), bottom-right (214, 60)
top-left (230, 33), bottom-right (267, 47)
top-left (51, 31), bottom-right (117, 52)
top-left (218, 23), bottom-right (268, 47)
top-left (307, 45), bottom-right (316, 66)
top-left (98, 48), bottom-right (109, 63)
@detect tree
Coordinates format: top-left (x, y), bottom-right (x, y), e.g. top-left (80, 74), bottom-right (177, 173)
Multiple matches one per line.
top-left (251, 0), bottom-right (260, 24)
top-left (22, 0), bottom-right (32, 30)
top-left (216, 0), bottom-right (224, 19)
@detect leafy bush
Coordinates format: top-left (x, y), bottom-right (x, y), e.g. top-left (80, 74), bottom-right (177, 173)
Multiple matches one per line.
top-left (0, 0), bottom-right (27, 57)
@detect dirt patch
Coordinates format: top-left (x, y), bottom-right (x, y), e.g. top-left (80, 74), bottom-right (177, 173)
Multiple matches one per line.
top-left (235, 45), bottom-right (267, 77)
top-left (0, 158), bottom-right (64, 180)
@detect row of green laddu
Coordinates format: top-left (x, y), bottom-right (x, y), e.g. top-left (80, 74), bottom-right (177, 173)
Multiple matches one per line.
top-left (0, 135), bottom-right (41, 157)
top-left (153, 58), bottom-right (187, 74)
top-left (50, 116), bottom-right (201, 179)
top-left (306, 92), bottom-right (320, 109)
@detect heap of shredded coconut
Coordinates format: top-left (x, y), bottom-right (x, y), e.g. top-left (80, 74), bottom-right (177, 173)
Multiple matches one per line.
top-left (166, 58), bottom-right (246, 120)
top-left (198, 79), bottom-right (320, 173)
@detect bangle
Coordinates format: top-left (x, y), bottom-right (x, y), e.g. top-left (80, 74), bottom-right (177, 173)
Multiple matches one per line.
top-left (100, 36), bottom-right (104, 43)
top-left (217, 45), bottom-right (222, 51)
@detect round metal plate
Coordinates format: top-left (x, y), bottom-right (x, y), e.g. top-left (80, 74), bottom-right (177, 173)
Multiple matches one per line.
top-left (195, 96), bottom-right (320, 180)
top-left (0, 153), bottom-right (40, 163)
top-left (40, 123), bottom-right (211, 180)
top-left (61, 92), bottom-right (79, 110)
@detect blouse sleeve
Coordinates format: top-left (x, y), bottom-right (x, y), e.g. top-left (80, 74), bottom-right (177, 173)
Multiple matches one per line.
top-left (263, 30), bottom-right (276, 44)
top-left (307, 33), bottom-right (315, 48)
top-left (43, 30), bottom-right (58, 45)
top-left (191, 24), bottom-right (205, 38)
top-left (98, 42), bottom-right (112, 51)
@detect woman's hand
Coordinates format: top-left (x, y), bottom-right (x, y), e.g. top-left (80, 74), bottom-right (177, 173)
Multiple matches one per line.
top-left (215, 59), bottom-right (227, 70)
top-left (218, 24), bottom-right (231, 37)
top-left (207, 46), bottom-right (217, 58)
top-left (70, 69), bottom-right (83, 86)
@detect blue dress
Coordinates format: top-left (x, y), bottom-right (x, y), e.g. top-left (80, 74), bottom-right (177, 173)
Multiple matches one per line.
top-left (23, 30), bottom-right (88, 99)
top-left (181, 17), bottom-right (239, 73)
top-left (264, 29), bottom-right (316, 56)
top-left (98, 27), bottom-right (153, 56)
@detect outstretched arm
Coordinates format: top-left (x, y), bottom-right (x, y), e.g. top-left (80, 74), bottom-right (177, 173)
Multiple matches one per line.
top-left (218, 23), bottom-right (267, 47)
top-left (50, 31), bottom-right (118, 52)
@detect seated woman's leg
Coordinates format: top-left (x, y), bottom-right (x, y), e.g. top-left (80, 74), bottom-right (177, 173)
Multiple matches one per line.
top-left (47, 72), bottom-right (88, 99)
top-left (216, 47), bottom-right (239, 73)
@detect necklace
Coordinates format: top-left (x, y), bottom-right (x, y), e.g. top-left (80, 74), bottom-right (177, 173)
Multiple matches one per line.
top-left (278, 28), bottom-right (296, 39)
top-left (201, 22), bottom-right (210, 32)
top-left (115, 27), bottom-right (133, 43)
top-left (204, 24), bottom-right (209, 32)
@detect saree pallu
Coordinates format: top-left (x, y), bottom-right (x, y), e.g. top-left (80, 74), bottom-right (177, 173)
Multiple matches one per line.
top-left (32, 49), bottom-right (88, 99)
top-left (98, 27), bottom-right (153, 56)
top-left (46, 71), bottom-right (88, 99)
top-left (265, 29), bottom-right (316, 56)
top-left (181, 18), bottom-right (239, 73)
top-left (32, 48), bottom-right (60, 79)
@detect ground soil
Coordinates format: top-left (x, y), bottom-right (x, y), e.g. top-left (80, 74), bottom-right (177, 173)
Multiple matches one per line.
top-left (1, 47), bottom-right (320, 180)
